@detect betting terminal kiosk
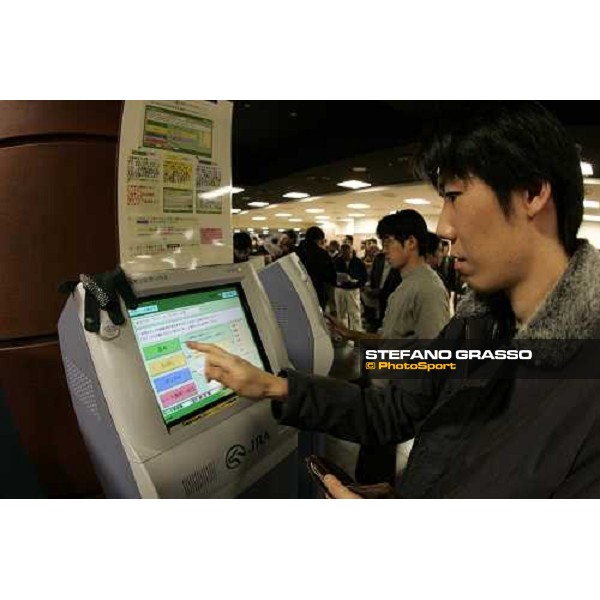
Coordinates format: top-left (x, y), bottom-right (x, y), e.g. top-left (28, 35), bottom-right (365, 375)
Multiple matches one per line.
top-left (58, 262), bottom-right (298, 498)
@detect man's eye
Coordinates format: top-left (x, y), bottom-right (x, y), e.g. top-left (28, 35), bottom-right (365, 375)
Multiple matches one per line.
top-left (445, 193), bottom-right (460, 203)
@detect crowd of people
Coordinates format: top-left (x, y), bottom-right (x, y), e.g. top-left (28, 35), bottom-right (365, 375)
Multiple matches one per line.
top-left (233, 217), bottom-right (462, 338)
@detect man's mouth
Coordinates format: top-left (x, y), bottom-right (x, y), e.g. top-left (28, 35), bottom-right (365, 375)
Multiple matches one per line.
top-left (454, 257), bottom-right (467, 270)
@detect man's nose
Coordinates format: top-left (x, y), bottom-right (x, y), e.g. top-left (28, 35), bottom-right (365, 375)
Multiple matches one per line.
top-left (436, 201), bottom-right (456, 243)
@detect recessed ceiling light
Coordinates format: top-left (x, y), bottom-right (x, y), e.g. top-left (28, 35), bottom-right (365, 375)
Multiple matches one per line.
top-left (275, 213), bottom-right (292, 217)
top-left (357, 186), bottom-right (387, 194)
top-left (234, 228), bottom-right (241, 233)
top-left (347, 213), bottom-right (366, 218)
top-left (581, 162), bottom-right (594, 177)
top-left (337, 180), bottom-right (372, 190)
top-left (289, 218), bottom-right (303, 222)
top-left (278, 229), bottom-right (285, 232)
top-left (252, 216), bottom-right (267, 221)
top-left (247, 228), bottom-right (255, 232)
top-left (305, 208), bottom-right (325, 213)
top-left (231, 187), bottom-right (245, 194)
top-left (347, 203), bottom-right (370, 209)
top-left (405, 198), bottom-right (431, 205)
top-left (314, 216), bottom-right (330, 220)
top-left (584, 200), bottom-right (600, 209)
top-left (294, 228), bottom-right (301, 231)
top-left (240, 210), bottom-right (249, 215)
top-left (266, 204), bottom-right (279, 209)
top-left (283, 192), bottom-right (310, 199)
top-left (300, 196), bottom-right (321, 203)
top-left (231, 208), bottom-right (241, 214)
top-left (248, 201), bottom-right (270, 208)
top-left (583, 214), bottom-right (600, 222)
top-left (584, 178), bottom-right (600, 185)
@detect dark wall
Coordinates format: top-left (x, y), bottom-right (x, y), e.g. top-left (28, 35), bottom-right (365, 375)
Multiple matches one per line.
top-left (0, 101), bottom-right (122, 497)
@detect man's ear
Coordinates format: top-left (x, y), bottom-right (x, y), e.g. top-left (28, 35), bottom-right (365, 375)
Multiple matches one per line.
top-left (406, 235), bottom-right (418, 251)
top-left (525, 181), bottom-right (552, 218)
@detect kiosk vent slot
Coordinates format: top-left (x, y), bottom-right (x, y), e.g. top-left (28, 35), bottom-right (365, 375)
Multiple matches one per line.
top-left (181, 461), bottom-right (218, 497)
top-left (272, 304), bottom-right (289, 326)
top-left (64, 358), bottom-right (103, 422)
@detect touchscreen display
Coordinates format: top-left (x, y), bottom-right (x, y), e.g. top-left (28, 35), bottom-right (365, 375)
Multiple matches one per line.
top-left (128, 284), bottom-right (268, 427)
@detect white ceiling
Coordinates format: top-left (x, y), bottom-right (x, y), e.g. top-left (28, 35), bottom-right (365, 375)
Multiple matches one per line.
top-left (232, 182), bottom-right (443, 232)
top-left (233, 177), bottom-right (600, 234)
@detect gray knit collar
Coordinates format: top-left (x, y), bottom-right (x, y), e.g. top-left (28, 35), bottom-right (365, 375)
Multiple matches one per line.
top-left (455, 240), bottom-right (600, 367)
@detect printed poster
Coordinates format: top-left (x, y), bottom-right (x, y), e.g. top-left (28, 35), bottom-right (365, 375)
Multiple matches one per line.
top-left (117, 100), bottom-right (233, 274)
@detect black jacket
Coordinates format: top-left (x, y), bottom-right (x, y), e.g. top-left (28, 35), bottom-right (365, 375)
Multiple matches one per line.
top-left (334, 255), bottom-right (368, 290)
top-left (297, 240), bottom-right (337, 309)
top-left (273, 241), bottom-right (600, 498)
top-left (369, 252), bottom-right (402, 317)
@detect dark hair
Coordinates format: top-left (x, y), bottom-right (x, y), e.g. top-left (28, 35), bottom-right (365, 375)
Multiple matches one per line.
top-left (414, 101), bottom-right (583, 255)
top-left (376, 209), bottom-right (428, 256)
top-left (345, 234), bottom-right (354, 243)
top-left (426, 231), bottom-right (441, 255)
top-left (233, 231), bottom-right (252, 251)
top-left (283, 228), bottom-right (298, 245)
top-left (305, 226), bottom-right (326, 243)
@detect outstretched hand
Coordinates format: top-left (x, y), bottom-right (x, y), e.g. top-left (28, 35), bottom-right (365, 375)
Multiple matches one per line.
top-left (186, 342), bottom-right (288, 399)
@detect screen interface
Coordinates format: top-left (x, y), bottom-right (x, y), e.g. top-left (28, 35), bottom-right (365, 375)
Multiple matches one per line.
top-left (128, 284), bottom-right (268, 428)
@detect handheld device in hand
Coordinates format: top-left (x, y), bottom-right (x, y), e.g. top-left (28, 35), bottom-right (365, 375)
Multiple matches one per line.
top-left (305, 454), bottom-right (355, 497)
top-left (305, 454), bottom-right (397, 499)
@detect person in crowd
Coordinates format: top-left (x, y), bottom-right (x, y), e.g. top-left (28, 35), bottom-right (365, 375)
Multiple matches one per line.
top-left (327, 239), bottom-right (341, 259)
top-left (361, 238), bottom-right (380, 271)
top-left (425, 231), bottom-right (444, 270)
top-left (343, 234), bottom-right (357, 257)
top-left (329, 211), bottom-right (450, 344)
top-left (189, 102), bottom-right (600, 498)
top-left (279, 229), bottom-right (298, 256)
top-left (233, 231), bottom-right (252, 263)
top-left (296, 226), bottom-right (337, 310)
top-left (362, 250), bottom-right (402, 332)
top-left (334, 243), bottom-right (368, 334)
top-left (264, 236), bottom-right (283, 260)
top-left (250, 236), bottom-right (271, 265)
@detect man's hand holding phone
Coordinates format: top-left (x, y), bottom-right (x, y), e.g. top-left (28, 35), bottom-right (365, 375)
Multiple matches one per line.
top-left (305, 455), bottom-right (396, 499)
top-left (323, 475), bottom-right (362, 499)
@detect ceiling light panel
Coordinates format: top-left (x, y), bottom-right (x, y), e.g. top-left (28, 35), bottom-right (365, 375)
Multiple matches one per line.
top-left (337, 180), bottom-right (372, 190)
top-left (404, 198), bottom-right (431, 205)
top-left (283, 192), bottom-right (310, 199)
top-left (581, 162), bottom-right (594, 177)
